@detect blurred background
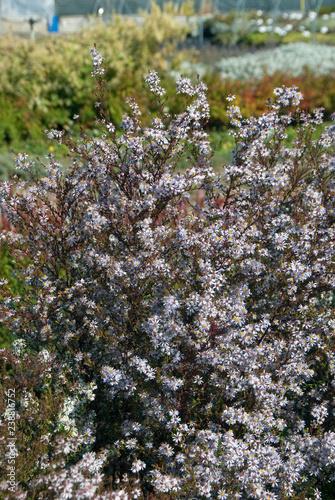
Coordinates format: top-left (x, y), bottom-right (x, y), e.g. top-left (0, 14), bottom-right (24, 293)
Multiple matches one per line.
top-left (1, 1), bottom-right (335, 36)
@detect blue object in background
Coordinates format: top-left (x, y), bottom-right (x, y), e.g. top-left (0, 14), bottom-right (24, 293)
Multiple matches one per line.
top-left (48, 15), bottom-right (59, 32)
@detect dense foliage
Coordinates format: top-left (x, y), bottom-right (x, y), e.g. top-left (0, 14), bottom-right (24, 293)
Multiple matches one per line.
top-left (1, 47), bottom-right (335, 499)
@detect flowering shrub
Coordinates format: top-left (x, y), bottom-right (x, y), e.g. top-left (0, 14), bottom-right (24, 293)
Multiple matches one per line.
top-left (1, 47), bottom-right (335, 499)
top-left (0, 4), bottom-right (190, 149)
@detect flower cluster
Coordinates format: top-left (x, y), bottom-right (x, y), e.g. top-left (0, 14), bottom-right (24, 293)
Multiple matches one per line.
top-left (90, 46), bottom-right (105, 77)
top-left (1, 47), bottom-right (335, 499)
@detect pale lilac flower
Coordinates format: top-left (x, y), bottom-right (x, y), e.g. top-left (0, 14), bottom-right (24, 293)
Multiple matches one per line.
top-left (131, 459), bottom-right (146, 473)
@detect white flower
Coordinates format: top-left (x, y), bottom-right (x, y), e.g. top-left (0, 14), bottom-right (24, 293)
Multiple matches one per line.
top-left (131, 459), bottom-right (146, 473)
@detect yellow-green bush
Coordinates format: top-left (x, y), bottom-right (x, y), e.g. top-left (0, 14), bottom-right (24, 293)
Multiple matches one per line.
top-left (0, 3), bottom-right (190, 149)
